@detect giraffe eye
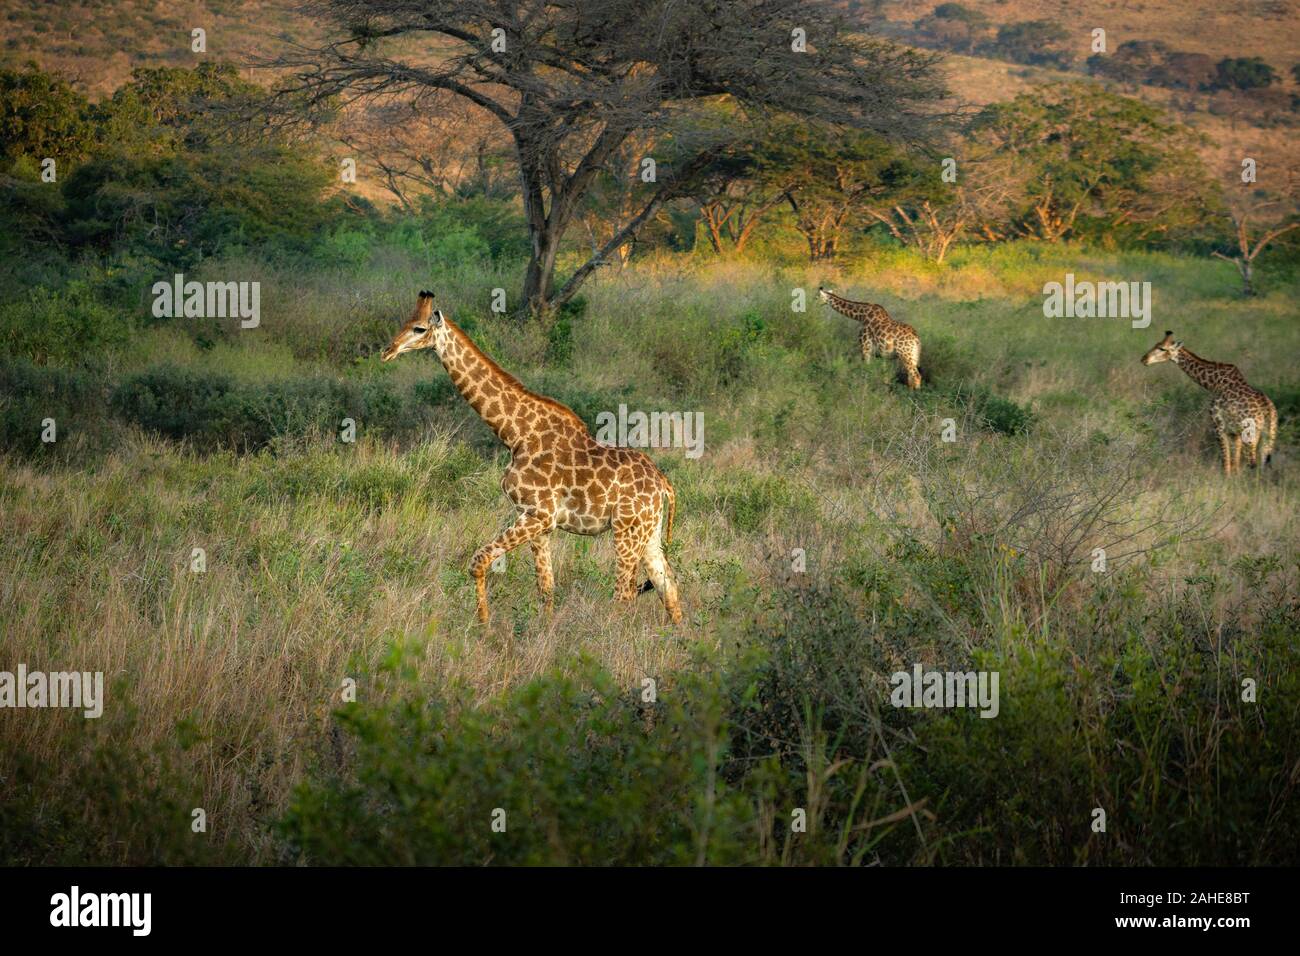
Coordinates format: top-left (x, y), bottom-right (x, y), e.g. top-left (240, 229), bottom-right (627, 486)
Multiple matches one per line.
top-left (413, 327), bottom-right (427, 334)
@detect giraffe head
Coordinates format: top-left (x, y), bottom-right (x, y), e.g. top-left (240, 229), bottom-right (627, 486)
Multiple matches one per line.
top-left (1141, 330), bottom-right (1182, 366)
top-left (381, 290), bottom-right (451, 362)
top-left (817, 286), bottom-right (833, 303)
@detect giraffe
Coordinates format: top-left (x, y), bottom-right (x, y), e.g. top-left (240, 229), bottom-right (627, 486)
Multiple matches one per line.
top-left (818, 287), bottom-right (923, 389)
top-left (1140, 330), bottom-right (1278, 475)
top-left (381, 291), bottom-right (683, 624)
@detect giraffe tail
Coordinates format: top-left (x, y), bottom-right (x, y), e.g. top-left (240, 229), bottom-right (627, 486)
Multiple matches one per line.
top-left (638, 478), bottom-right (676, 595)
top-left (663, 477), bottom-right (676, 547)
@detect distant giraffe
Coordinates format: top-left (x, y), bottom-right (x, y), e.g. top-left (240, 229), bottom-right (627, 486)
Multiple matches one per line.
top-left (818, 287), bottom-right (923, 389)
top-left (1141, 330), bottom-right (1278, 475)
top-left (382, 291), bottom-right (682, 623)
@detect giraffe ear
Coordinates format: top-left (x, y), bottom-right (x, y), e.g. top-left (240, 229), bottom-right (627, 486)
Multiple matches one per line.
top-left (432, 309), bottom-right (444, 326)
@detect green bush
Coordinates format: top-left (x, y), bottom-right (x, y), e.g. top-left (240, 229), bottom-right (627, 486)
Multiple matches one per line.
top-left (111, 365), bottom-right (416, 449)
top-left (0, 281), bottom-right (132, 364)
top-left (712, 472), bottom-right (816, 533)
top-left (0, 357), bottom-right (108, 455)
top-left (280, 660), bottom-right (754, 865)
top-left (61, 146), bottom-right (335, 266)
top-left (929, 383), bottom-right (1034, 436)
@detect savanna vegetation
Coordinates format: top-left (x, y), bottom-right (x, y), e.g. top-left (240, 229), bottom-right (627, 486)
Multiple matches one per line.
top-left (1, 2), bottom-right (1298, 866)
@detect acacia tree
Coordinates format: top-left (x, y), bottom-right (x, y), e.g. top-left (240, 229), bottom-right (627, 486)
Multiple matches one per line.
top-left (865, 187), bottom-right (982, 264)
top-left (268, 0), bottom-right (947, 315)
top-left (693, 150), bottom-right (790, 254)
top-left (971, 84), bottom-right (1215, 244)
top-left (1212, 166), bottom-right (1298, 296)
top-left (754, 121), bottom-right (920, 261)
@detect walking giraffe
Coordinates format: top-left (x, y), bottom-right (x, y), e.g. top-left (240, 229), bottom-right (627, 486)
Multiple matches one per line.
top-left (382, 291), bottom-right (683, 623)
top-left (818, 287), bottom-right (923, 389)
top-left (1140, 330), bottom-right (1278, 475)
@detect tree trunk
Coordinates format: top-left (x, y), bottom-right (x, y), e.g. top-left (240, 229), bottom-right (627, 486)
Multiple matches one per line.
top-left (521, 228), bottom-right (565, 317)
top-left (700, 203), bottom-right (726, 254)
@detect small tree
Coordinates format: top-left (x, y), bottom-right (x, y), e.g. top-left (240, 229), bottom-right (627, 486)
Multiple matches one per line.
top-left (692, 147), bottom-right (790, 255)
top-left (989, 21), bottom-right (1074, 70)
top-left (912, 4), bottom-right (993, 54)
top-left (1211, 173), bottom-right (1298, 296)
top-left (748, 121), bottom-right (919, 261)
top-left (1211, 57), bottom-right (1279, 92)
top-left (864, 150), bottom-right (1013, 263)
top-left (1087, 39), bottom-right (1170, 86)
top-left (0, 62), bottom-right (96, 164)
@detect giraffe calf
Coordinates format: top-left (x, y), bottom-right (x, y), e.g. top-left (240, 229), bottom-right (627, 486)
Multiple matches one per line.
top-left (1141, 330), bottom-right (1278, 475)
top-left (382, 291), bottom-right (683, 624)
top-left (819, 287), bottom-right (923, 389)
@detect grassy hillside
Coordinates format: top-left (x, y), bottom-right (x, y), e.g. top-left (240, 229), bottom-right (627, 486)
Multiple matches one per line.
top-left (0, 0), bottom-right (321, 96)
top-left (880, 0), bottom-right (1300, 61)
top-left (3, 238), bottom-right (1298, 864)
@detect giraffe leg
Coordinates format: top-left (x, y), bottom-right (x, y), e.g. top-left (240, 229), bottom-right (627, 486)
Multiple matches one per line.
top-left (642, 523), bottom-right (683, 625)
top-left (1216, 428), bottom-right (1232, 475)
top-left (1242, 416), bottom-right (1262, 468)
top-left (1231, 435), bottom-right (1243, 475)
top-left (907, 341), bottom-right (923, 389)
top-left (1244, 435), bottom-right (1260, 469)
top-left (530, 532), bottom-right (555, 613)
top-left (469, 511), bottom-right (554, 624)
top-left (613, 516), bottom-right (653, 604)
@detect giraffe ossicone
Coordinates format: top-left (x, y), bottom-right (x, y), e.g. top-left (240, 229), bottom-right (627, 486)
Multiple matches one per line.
top-left (382, 290), bottom-right (683, 624)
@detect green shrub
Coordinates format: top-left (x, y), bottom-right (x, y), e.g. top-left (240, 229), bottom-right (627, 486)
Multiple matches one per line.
top-left (110, 365), bottom-right (416, 449)
top-left (931, 383), bottom-right (1034, 436)
top-left (280, 659), bottom-right (753, 865)
top-left (712, 472), bottom-right (815, 533)
top-left (0, 281), bottom-right (132, 364)
top-left (413, 376), bottom-right (458, 408)
top-left (544, 295), bottom-right (586, 365)
top-left (0, 712), bottom-right (234, 865)
top-left (0, 357), bottom-right (108, 455)
top-left (61, 146), bottom-right (335, 266)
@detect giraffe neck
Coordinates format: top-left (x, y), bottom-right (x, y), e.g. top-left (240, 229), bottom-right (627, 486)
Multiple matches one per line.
top-left (1172, 348), bottom-right (1228, 394)
top-left (436, 320), bottom-right (538, 449)
top-left (828, 294), bottom-right (883, 330)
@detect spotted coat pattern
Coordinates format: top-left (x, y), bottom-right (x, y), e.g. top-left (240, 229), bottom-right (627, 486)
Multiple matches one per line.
top-left (819, 288), bottom-right (923, 389)
top-left (383, 291), bottom-right (682, 623)
top-left (1141, 331), bottom-right (1278, 475)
